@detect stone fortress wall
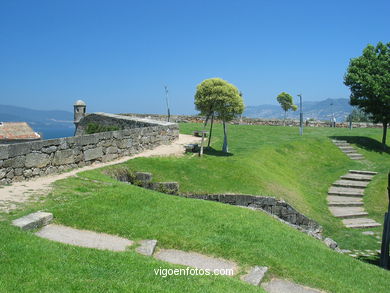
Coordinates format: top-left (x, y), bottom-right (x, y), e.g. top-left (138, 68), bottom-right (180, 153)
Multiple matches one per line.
top-left (123, 113), bottom-right (383, 129)
top-left (0, 110), bottom-right (179, 185)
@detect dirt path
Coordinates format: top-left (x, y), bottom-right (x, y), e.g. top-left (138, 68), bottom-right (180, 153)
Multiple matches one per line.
top-left (0, 134), bottom-right (201, 213)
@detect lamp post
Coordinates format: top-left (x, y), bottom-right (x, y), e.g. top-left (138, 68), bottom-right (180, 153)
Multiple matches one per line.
top-left (164, 86), bottom-right (171, 122)
top-left (298, 94), bottom-right (303, 136)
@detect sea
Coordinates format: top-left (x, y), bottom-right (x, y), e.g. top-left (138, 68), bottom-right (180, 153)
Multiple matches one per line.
top-left (34, 127), bottom-right (75, 140)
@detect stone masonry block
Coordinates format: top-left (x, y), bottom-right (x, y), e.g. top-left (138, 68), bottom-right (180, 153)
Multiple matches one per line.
top-left (84, 147), bottom-right (103, 161)
top-left (12, 211), bottom-right (53, 230)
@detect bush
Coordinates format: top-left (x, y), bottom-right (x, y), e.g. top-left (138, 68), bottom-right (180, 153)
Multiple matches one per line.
top-left (85, 122), bottom-right (121, 134)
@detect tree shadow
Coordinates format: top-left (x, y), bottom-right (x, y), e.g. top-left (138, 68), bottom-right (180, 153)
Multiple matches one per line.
top-left (330, 136), bottom-right (390, 155)
top-left (203, 147), bottom-right (234, 157)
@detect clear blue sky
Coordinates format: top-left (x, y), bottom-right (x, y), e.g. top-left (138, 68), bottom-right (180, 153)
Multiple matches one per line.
top-left (0, 0), bottom-right (388, 114)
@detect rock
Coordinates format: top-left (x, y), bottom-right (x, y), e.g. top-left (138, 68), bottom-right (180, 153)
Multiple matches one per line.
top-left (84, 147), bottom-right (103, 161)
top-left (136, 239), bottom-right (157, 256)
top-left (241, 266), bottom-right (268, 286)
top-left (12, 211), bottom-right (53, 230)
top-left (324, 237), bottom-right (338, 249)
top-left (135, 172), bottom-right (153, 182)
top-left (53, 149), bottom-right (75, 165)
top-left (25, 153), bottom-right (50, 168)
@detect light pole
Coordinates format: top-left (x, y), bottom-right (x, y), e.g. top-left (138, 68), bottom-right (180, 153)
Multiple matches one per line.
top-left (164, 85), bottom-right (171, 122)
top-left (298, 94), bottom-right (303, 136)
top-left (330, 102), bottom-right (335, 127)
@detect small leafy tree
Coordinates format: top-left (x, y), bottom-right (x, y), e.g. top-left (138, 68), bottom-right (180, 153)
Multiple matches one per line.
top-left (195, 78), bottom-right (244, 153)
top-left (344, 41), bottom-right (390, 147)
top-left (346, 108), bottom-right (372, 123)
top-left (276, 92), bottom-right (298, 126)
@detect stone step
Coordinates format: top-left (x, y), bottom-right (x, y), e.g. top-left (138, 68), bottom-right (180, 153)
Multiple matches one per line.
top-left (327, 196), bottom-right (363, 207)
top-left (335, 143), bottom-right (351, 147)
top-left (343, 218), bottom-right (382, 229)
top-left (350, 156), bottom-right (364, 160)
top-left (340, 174), bottom-right (373, 182)
top-left (261, 278), bottom-right (322, 293)
top-left (349, 170), bottom-right (378, 175)
top-left (154, 249), bottom-right (238, 275)
top-left (347, 153), bottom-right (363, 157)
top-left (332, 180), bottom-right (369, 189)
top-left (328, 186), bottom-right (365, 197)
top-left (332, 140), bottom-right (347, 143)
top-left (329, 207), bottom-right (368, 219)
top-left (12, 211), bottom-right (53, 230)
top-left (35, 224), bottom-right (133, 251)
top-left (341, 149), bottom-right (357, 154)
top-left (339, 146), bottom-right (354, 150)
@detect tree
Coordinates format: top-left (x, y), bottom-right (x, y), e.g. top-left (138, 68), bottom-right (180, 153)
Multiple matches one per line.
top-left (195, 78), bottom-right (244, 153)
top-left (346, 108), bottom-right (372, 123)
top-left (344, 42), bottom-right (390, 147)
top-left (276, 92), bottom-right (298, 126)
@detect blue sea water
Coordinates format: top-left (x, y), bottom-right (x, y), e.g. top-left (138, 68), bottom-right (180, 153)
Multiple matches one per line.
top-left (35, 127), bottom-right (75, 140)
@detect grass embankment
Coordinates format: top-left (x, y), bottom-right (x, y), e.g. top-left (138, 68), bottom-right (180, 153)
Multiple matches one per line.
top-left (1, 123), bottom-right (389, 292)
top-left (101, 123), bottom-right (389, 251)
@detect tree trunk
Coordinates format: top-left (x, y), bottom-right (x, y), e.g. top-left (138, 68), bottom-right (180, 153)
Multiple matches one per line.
top-left (207, 113), bottom-right (214, 148)
top-left (283, 111), bottom-right (287, 126)
top-left (222, 121), bottom-right (228, 153)
top-left (203, 113), bottom-right (211, 129)
top-left (383, 121), bottom-right (388, 149)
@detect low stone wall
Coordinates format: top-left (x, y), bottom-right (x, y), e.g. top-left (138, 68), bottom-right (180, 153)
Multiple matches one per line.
top-left (182, 193), bottom-right (321, 232)
top-left (0, 124), bottom-right (179, 185)
top-left (123, 113), bottom-right (383, 129)
top-left (75, 112), bottom-right (175, 135)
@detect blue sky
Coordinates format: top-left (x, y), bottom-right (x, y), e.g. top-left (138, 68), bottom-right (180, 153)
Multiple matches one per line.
top-left (0, 0), bottom-right (388, 114)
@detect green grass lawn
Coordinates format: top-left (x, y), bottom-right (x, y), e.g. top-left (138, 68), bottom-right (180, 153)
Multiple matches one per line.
top-left (101, 123), bottom-right (389, 251)
top-left (1, 123), bottom-right (390, 292)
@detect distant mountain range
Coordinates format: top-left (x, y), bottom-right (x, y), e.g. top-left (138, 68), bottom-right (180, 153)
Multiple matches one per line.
top-left (244, 98), bottom-right (353, 122)
top-left (0, 105), bottom-right (74, 139)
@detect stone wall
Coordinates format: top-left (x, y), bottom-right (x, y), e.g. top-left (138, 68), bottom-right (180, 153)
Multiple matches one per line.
top-left (122, 113), bottom-right (384, 129)
top-left (182, 193), bottom-right (321, 232)
top-left (75, 112), bottom-right (175, 135)
top-left (0, 123), bottom-right (179, 185)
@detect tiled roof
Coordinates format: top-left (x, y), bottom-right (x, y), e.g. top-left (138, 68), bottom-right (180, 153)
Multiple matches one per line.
top-left (0, 122), bottom-right (41, 140)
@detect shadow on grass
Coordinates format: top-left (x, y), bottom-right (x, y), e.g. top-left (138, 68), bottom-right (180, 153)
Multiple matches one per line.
top-left (203, 147), bottom-right (233, 157)
top-left (330, 136), bottom-right (390, 155)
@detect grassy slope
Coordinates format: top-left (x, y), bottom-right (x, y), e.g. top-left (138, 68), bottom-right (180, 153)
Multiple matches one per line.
top-left (1, 123), bottom-right (389, 292)
top-left (3, 177), bottom-right (389, 293)
top-left (107, 123), bottom-right (389, 250)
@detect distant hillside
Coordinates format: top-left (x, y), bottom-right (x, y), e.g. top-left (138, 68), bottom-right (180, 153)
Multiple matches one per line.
top-left (0, 105), bottom-right (74, 139)
top-left (244, 98), bottom-right (353, 122)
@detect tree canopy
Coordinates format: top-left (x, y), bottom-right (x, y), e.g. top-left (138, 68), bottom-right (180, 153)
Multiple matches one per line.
top-left (276, 92), bottom-right (297, 125)
top-left (344, 41), bottom-right (390, 146)
top-left (195, 78), bottom-right (244, 152)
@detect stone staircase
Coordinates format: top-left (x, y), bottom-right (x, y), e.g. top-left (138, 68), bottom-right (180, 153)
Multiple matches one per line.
top-left (332, 140), bottom-right (364, 160)
top-left (327, 170), bottom-right (381, 228)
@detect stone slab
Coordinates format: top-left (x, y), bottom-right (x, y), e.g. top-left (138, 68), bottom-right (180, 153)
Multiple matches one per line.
top-left (261, 278), bottom-right (322, 293)
top-left (332, 140), bottom-right (347, 143)
top-left (327, 196), bottom-right (363, 206)
top-left (343, 218), bottom-right (381, 229)
top-left (241, 266), bottom-right (268, 286)
top-left (328, 186), bottom-right (365, 197)
top-left (349, 170), bottom-right (377, 175)
top-left (35, 224), bottom-right (133, 251)
top-left (340, 174), bottom-right (373, 182)
top-left (332, 180), bottom-right (369, 189)
top-left (136, 239), bottom-right (157, 256)
top-left (329, 206), bottom-right (368, 218)
top-left (12, 211), bottom-right (53, 230)
top-left (154, 249), bottom-right (237, 275)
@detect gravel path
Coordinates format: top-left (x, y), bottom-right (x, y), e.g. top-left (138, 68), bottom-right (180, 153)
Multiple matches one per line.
top-left (0, 134), bottom-right (201, 213)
